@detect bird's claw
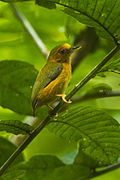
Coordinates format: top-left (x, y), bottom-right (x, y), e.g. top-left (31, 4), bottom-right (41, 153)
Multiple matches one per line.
top-left (56, 94), bottom-right (72, 104)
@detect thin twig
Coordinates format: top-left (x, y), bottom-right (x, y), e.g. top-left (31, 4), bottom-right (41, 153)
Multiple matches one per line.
top-left (10, 3), bottom-right (49, 59)
top-left (0, 45), bottom-right (120, 176)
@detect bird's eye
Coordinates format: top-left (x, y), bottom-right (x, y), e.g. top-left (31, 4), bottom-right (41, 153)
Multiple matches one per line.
top-left (59, 48), bottom-right (66, 54)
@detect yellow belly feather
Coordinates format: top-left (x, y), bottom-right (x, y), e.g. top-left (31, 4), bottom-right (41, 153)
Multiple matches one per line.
top-left (37, 63), bottom-right (71, 106)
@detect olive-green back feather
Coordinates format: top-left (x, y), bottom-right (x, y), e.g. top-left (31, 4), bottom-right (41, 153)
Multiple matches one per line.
top-left (31, 62), bottom-right (63, 112)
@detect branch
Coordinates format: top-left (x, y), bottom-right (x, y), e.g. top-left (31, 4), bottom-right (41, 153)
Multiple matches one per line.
top-left (0, 45), bottom-right (120, 176)
top-left (109, 69), bottom-right (120, 75)
top-left (91, 162), bottom-right (120, 178)
top-left (72, 90), bottom-right (120, 103)
top-left (10, 3), bottom-right (49, 59)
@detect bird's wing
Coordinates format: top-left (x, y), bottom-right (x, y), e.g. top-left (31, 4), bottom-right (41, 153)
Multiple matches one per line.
top-left (31, 62), bottom-right (63, 113)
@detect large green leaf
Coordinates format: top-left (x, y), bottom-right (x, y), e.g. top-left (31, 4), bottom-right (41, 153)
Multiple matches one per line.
top-left (25, 155), bottom-right (64, 180)
top-left (36, 0), bottom-right (120, 44)
top-left (1, 163), bottom-right (26, 180)
top-left (48, 104), bottom-right (120, 166)
top-left (4, 153), bottom-right (95, 180)
top-left (0, 60), bottom-right (38, 115)
top-left (99, 58), bottom-right (120, 75)
top-left (0, 120), bottom-right (34, 135)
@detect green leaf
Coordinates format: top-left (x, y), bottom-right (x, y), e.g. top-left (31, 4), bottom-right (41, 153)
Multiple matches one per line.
top-left (86, 83), bottom-right (112, 94)
top-left (0, 0), bottom-right (28, 2)
top-left (1, 163), bottom-right (26, 180)
top-left (0, 120), bottom-right (34, 135)
top-left (76, 83), bottom-right (113, 100)
top-left (48, 104), bottom-right (120, 166)
top-left (25, 154), bottom-right (95, 180)
top-left (0, 137), bottom-right (24, 167)
top-left (2, 152), bottom-right (96, 180)
top-left (36, 0), bottom-right (120, 44)
top-left (47, 164), bottom-right (91, 180)
top-left (0, 60), bottom-right (38, 115)
top-left (50, 151), bottom-right (95, 180)
top-left (99, 58), bottom-right (120, 75)
top-left (25, 155), bottom-right (64, 180)
top-left (74, 150), bottom-right (97, 169)
top-left (36, 0), bottom-right (56, 9)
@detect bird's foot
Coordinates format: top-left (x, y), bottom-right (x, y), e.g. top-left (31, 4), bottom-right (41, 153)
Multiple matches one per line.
top-left (46, 104), bottom-right (54, 111)
top-left (46, 104), bottom-right (58, 117)
top-left (56, 94), bottom-right (72, 104)
top-left (46, 104), bottom-right (54, 115)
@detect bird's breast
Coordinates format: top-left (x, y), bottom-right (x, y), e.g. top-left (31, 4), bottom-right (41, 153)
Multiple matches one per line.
top-left (37, 62), bottom-right (71, 105)
top-left (50, 62), bottom-right (71, 94)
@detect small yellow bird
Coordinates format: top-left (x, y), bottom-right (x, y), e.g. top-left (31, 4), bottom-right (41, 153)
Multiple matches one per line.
top-left (31, 43), bottom-right (80, 116)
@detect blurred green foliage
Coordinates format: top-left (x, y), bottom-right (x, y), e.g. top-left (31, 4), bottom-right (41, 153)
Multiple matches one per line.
top-left (0, 0), bottom-right (120, 179)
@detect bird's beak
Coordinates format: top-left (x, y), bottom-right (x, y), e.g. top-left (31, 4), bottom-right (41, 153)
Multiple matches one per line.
top-left (69, 45), bottom-right (81, 53)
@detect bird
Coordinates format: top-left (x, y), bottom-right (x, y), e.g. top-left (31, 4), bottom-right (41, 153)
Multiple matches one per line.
top-left (31, 43), bottom-right (80, 116)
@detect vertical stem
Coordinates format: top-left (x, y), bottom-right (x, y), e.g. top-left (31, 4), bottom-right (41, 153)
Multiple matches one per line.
top-left (10, 3), bottom-right (49, 59)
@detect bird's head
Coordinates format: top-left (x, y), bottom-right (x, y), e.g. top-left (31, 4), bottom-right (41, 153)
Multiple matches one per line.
top-left (48, 43), bottom-right (81, 63)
